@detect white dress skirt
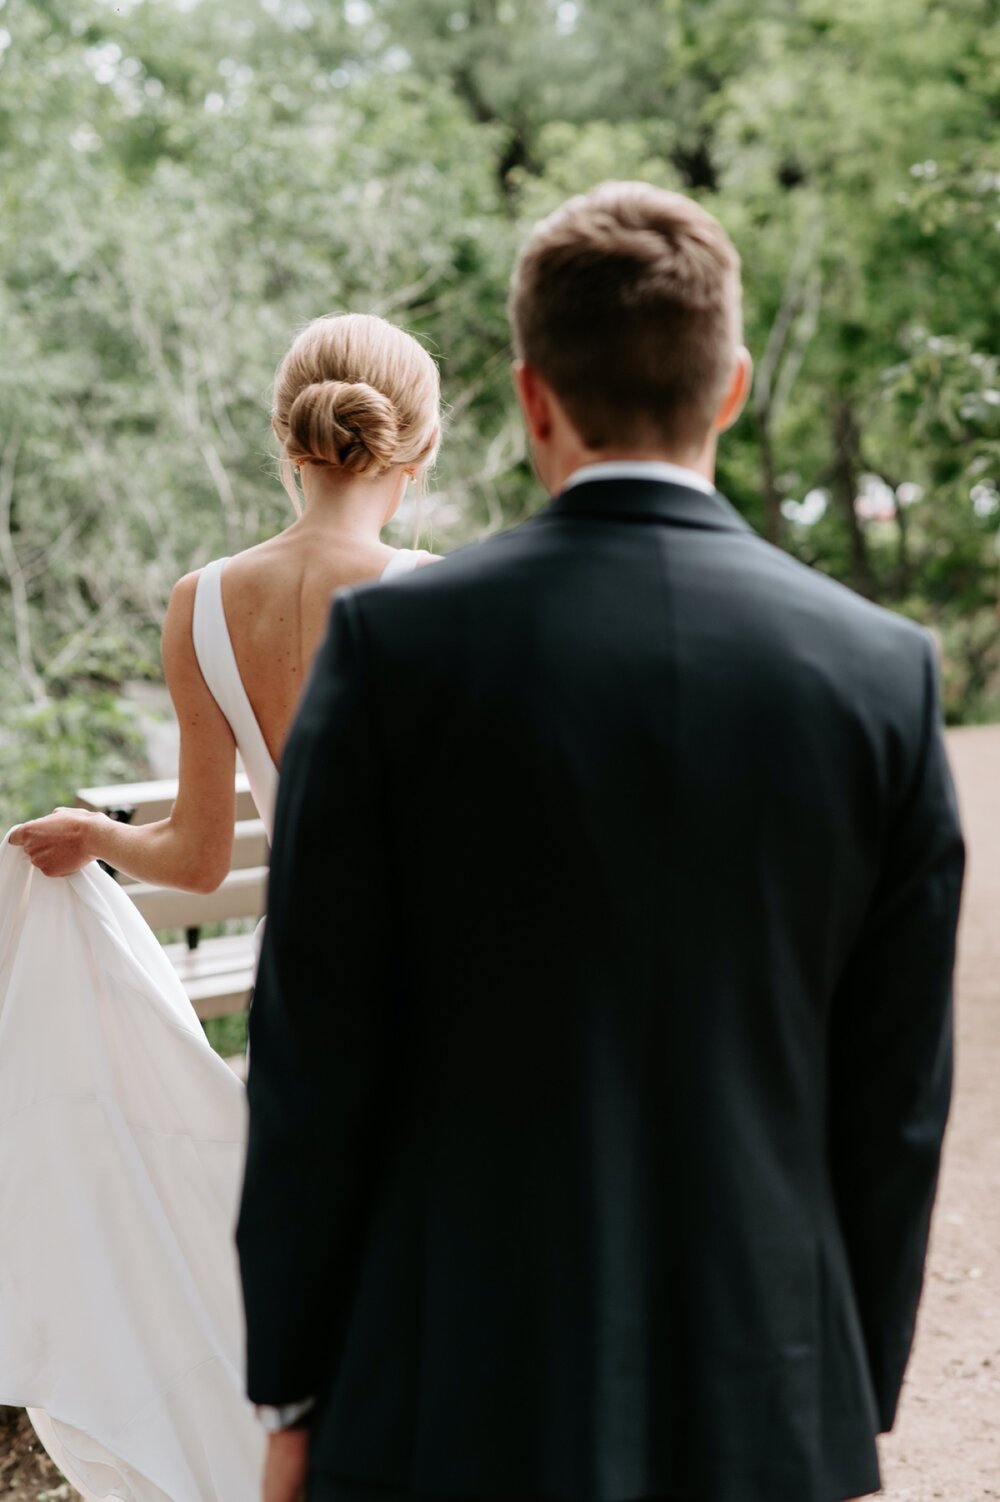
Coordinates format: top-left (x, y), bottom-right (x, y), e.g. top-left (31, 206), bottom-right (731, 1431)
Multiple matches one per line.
top-left (0, 835), bottom-right (264, 1499)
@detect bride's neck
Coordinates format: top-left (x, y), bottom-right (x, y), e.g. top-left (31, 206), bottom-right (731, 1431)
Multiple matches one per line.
top-left (292, 465), bottom-right (401, 543)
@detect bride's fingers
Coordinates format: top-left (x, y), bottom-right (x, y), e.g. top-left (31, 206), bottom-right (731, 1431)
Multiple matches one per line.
top-left (11, 813), bottom-right (62, 842)
top-left (24, 848), bottom-right (65, 876)
top-left (13, 834), bottom-right (55, 869)
top-left (15, 833), bottom-right (92, 876)
top-left (7, 816), bottom-right (91, 875)
top-left (11, 822), bottom-right (50, 848)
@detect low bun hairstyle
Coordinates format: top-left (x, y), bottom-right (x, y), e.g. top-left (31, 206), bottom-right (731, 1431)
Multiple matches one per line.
top-left (272, 313), bottom-right (441, 504)
top-left (286, 380), bottom-right (400, 476)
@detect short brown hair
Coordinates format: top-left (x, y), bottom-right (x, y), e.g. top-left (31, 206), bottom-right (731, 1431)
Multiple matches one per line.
top-left (509, 181), bottom-right (742, 451)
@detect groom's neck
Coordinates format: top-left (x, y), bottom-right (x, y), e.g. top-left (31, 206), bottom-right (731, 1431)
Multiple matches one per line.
top-left (544, 439), bottom-right (717, 497)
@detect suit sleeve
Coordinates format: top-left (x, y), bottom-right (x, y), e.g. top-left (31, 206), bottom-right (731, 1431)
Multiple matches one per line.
top-left (828, 633), bottom-right (964, 1431)
top-left (237, 593), bottom-right (397, 1406)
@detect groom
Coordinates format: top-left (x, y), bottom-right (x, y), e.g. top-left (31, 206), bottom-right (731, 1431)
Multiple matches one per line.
top-left (238, 182), bottom-right (964, 1502)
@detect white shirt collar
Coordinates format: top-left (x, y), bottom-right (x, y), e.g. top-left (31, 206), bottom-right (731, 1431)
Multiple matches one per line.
top-left (561, 459), bottom-right (715, 498)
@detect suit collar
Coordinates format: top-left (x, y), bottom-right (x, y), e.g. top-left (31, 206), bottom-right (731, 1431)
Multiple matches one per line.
top-left (547, 476), bottom-right (755, 535)
top-left (562, 458), bottom-right (716, 497)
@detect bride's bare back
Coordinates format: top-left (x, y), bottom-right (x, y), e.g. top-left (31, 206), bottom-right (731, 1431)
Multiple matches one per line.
top-left (219, 529), bottom-right (398, 767)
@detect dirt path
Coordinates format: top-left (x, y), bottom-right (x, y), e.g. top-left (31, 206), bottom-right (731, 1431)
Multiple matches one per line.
top-left (2, 728), bottom-right (998, 1500)
top-left (0, 1410), bottom-right (65, 1499)
top-left (876, 725), bottom-right (1000, 1499)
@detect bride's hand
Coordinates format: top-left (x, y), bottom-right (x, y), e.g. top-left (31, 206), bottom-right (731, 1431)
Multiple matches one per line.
top-left (9, 808), bottom-right (97, 876)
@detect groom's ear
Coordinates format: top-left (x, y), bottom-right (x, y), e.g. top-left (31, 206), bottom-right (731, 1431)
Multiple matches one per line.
top-left (513, 361), bottom-right (554, 443)
top-left (714, 346), bottom-right (753, 434)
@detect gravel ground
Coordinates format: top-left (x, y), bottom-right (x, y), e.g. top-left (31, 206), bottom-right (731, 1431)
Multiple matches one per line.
top-left (0, 1410), bottom-right (67, 1499)
top-left (876, 726), bottom-right (1000, 1500)
top-left (2, 726), bottom-right (998, 1500)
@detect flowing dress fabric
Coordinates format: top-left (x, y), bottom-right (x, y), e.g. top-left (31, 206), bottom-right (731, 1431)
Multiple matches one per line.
top-left (0, 548), bottom-right (428, 1500)
top-left (0, 838), bottom-right (264, 1500)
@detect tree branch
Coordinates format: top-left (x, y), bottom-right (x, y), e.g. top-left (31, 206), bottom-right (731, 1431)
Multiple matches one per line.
top-left (0, 438), bottom-right (48, 707)
top-left (755, 209), bottom-right (825, 422)
top-left (753, 208), bottom-right (825, 543)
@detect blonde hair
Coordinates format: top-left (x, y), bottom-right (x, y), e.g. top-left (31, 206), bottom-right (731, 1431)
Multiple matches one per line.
top-left (509, 181), bottom-right (742, 451)
top-left (272, 313), bottom-right (441, 509)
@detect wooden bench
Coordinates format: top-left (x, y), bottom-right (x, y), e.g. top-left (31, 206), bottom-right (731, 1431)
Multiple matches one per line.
top-left (76, 775), bottom-right (267, 1021)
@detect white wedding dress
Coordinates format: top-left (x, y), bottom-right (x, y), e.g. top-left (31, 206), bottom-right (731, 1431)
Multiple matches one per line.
top-left (0, 549), bottom-right (429, 1501)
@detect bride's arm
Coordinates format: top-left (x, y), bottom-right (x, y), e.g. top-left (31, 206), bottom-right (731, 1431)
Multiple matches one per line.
top-left (11, 574), bottom-right (238, 891)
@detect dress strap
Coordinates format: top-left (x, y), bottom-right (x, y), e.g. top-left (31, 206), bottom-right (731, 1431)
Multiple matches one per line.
top-left (380, 548), bottom-right (434, 580)
top-left (191, 559), bottom-right (278, 839)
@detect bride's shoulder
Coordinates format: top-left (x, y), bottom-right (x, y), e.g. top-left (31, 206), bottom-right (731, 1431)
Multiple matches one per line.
top-left (160, 565), bottom-right (215, 671)
top-left (164, 568), bottom-right (202, 623)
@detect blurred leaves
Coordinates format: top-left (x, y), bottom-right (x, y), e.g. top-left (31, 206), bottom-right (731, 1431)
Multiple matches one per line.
top-left (0, 0), bottom-right (997, 823)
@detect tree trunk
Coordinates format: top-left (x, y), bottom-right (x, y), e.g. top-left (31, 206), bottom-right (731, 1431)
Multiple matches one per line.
top-left (893, 490), bottom-right (913, 599)
top-left (831, 400), bottom-right (876, 599)
top-left (757, 409), bottom-right (783, 545)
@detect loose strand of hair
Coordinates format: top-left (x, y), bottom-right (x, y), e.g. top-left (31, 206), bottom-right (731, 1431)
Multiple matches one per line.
top-left (279, 451), bottom-right (303, 517)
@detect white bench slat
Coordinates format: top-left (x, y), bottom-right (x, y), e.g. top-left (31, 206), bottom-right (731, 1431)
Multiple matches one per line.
top-left (165, 930), bottom-right (255, 974)
top-left (77, 773), bottom-right (257, 826)
top-left (163, 936), bottom-right (255, 1020)
top-left (229, 819), bottom-right (268, 870)
top-left (186, 974), bottom-right (254, 1019)
top-left (126, 866), bottom-right (267, 932)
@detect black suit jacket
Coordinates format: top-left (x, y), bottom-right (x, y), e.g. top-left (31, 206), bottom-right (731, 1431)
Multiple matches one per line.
top-left (238, 479), bottom-right (964, 1502)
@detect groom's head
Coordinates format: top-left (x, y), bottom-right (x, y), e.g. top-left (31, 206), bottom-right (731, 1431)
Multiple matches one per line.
top-left (509, 181), bottom-right (751, 491)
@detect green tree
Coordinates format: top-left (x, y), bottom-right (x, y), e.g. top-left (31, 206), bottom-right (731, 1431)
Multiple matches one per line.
top-left (0, 0), bottom-right (997, 830)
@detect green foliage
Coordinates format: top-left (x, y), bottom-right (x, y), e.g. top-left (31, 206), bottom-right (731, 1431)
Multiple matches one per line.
top-left (0, 0), bottom-right (998, 824)
top-left (202, 1011), bottom-right (248, 1060)
top-left (0, 692), bottom-right (145, 829)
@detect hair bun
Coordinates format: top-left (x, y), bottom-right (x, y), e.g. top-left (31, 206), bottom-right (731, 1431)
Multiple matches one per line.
top-left (286, 379), bottom-right (400, 475)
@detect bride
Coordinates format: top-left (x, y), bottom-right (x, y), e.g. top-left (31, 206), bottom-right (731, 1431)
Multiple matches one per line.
top-left (0, 312), bottom-right (442, 1500)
